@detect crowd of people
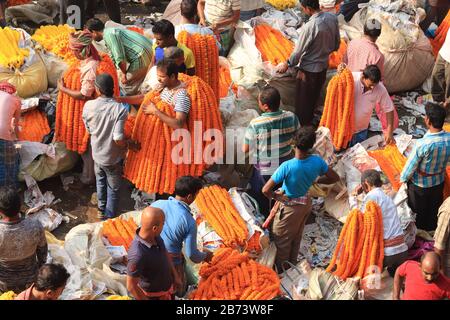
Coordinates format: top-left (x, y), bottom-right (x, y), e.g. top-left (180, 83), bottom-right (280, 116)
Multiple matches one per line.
top-left (0, 0), bottom-right (449, 300)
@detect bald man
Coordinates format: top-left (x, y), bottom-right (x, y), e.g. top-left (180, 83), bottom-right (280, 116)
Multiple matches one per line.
top-left (126, 207), bottom-right (181, 300)
top-left (393, 252), bottom-right (450, 300)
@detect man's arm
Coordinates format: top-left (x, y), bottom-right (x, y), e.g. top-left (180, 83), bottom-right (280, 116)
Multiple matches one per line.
top-left (104, 29), bottom-right (128, 73)
top-left (400, 145), bottom-right (421, 183)
top-left (316, 167), bottom-right (340, 185)
top-left (126, 276), bottom-right (148, 300)
top-left (384, 110), bottom-right (394, 144)
top-left (115, 95), bottom-right (145, 106)
top-left (185, 222), bottom-right (208, 264)
top-left (58, 79), bottom-right (92, 101)
top-left (13, 99), bottom-right (21, 139)
top-left (288, 25), bottom-right (312, 68)
top-left (155, 110), bottom-right (188, 129)
top-left (198, 0), bottom-right (207, 26)
top-left (165, 251), bottom-right (182, 289)
top-left (392, 268), bottom-right (404, 300)
top-left (36, 226), bottom-right (48, 267)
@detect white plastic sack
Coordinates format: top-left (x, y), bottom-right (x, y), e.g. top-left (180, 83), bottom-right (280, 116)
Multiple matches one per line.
top-left (41, 53), bottom-right (68, 89)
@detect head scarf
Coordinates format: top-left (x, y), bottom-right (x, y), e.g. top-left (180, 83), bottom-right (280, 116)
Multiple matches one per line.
top-left (69, 30), bottom-right (100, 61)
top-left (0, 81), bottom-right (16, 95)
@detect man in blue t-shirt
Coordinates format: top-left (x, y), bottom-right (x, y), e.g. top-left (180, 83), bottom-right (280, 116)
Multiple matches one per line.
top-left (262, 127), bottom-right (340, 271)
top-left (152, 176), bottom-right (213, 296)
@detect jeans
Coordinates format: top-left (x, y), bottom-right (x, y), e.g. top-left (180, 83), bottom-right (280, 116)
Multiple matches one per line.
top-left (349, 129), bottom-right (369, 148)
top-left (248, 167), bottom-right (272, 218)
top-left (240, 10), bottom-right (257, 21)
top-left (95, 162), bottom-right (123, 218)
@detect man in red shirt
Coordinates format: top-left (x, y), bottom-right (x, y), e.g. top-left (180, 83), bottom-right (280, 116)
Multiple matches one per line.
top-left (393, 252), bottom-right (450, 300)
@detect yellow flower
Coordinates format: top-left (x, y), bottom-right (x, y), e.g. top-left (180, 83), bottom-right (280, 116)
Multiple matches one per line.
top-left (0, 291), bottom-right (17, 300)
top-left (265, 0), bottom-right (297, 10)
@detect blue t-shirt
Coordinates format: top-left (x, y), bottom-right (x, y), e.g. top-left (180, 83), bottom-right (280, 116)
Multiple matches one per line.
top-left (271, 155), bottom-right (329, 198)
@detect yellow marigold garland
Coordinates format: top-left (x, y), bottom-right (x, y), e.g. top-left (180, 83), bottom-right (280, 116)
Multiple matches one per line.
top-left (0, 27), bottom-right (30, 69)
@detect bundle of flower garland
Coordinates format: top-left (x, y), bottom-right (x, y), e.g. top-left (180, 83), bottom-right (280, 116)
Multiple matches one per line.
top-left (368, 144), bottom-right (406, 191)
top-left (219, 65), bottom-right (237, 98)
top-left (254, 24), bottom-right (294, 66)
top-left (18, 110), bottom-right (50, 142)
top-left (326, 201), bottom-right (384, 280)
top-left (0, 291), bottom-right (16, 300)
top-left (124, 115), bottom-right (136, 140)
top-left (191, 248), bottom-right (281, 300)
top-left (177, 31), bottom-right (219, 101)
top-left (246, 231), bottom-right (262, 254)
top-left (102, 218), bottom-right (138, 251)
top-left (329, 39), bottom-right (348, 69)
top-left (6, 0), bottom-right (31, 6)
top-left (444, 123), bottom-right (450, 132)
top-left (55, 54), bottom-right (119, 154)
top-left (124, 74), bottom-right (223, 195)
top-left (195, 185), bottom-right (248, 248)
top-left (0, 27), bottom-right (30, 69)
top-left (106, 295), bottom-right (132, 300)
top-left (32, 25), bottom-right (77, 65)
top-left (126, 26), bottom-right (144, 35)
top-left (265, 0), bottom-right (297, 10)
top-left (319, 67), bottom-right (355, 151)
top-left (431, 10), bottom-right (450, 57)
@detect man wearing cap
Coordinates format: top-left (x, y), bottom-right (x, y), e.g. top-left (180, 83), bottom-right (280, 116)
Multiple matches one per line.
top-left (82, 74), bottom-right (140, 220)
top-left (0, 82), bottom-right (20, 187)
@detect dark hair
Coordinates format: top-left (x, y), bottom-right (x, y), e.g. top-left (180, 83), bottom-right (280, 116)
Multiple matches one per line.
top-left (0, 186), bottom-right (21, 218)
top-left (364, 19), bottom-right (382, 38)
top-left (94, 73), bottom-right (114, 97)
top-left (300, 0), bottom-right (320, 10)
top-left (425, 102), bottom-right (447, 129)
top-left (85, 18), bottom-right (105, 32)
top-left (181, 0), bottom-right (197, 20)
top-left (259, 86), bottom-right (281, 111)
top-left (361, 169), bottom-right (383, 188)
top-left (362, 65), bottom-right (382, 83)
top-left (35, 264), bottom-right (70, 292)
top-left (152, 19), bottom-right (175, 38)
top-left (421, 251), bottom-right (442, 265)
top-left (175, 176), bottom-right (204, 197)
top-left (157, 59), bottom-right (179, 78)
top-left (294, 127), bottom-right (317, 152)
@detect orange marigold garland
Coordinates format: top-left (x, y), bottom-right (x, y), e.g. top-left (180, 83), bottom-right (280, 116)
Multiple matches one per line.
top-left (17, 110), bottom-right (50, 142)
top-left (102, 217), bottom-right (138, 251)
top-left (219, 65), bottom-right (238, 98)
top-left (254, 24), bottom-right (294, 66)
top-left (368, 144), bottom-right (407, 191)
top-left (328, 39), bottom-right (348, 69)
top-left (124, 75), bottom-right (223, 195)
top-left (430, 10), bottom-right (450, 57)
top-left (444, 166), bottom-right (450, 199)
top-left (55, 54), bottom-right (119, 154)
top-left (191, 248), bottom-right (281, 300)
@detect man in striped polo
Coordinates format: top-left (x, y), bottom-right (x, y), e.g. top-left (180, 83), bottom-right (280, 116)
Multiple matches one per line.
top-left (400, 102), bottom-right (450, 232)
top-left (243, 86), bottom-right (300, 217)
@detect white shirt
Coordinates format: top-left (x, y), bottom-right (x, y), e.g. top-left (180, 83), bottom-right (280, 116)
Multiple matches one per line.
top-left (140, 66), bottom-right (163, 94)
top-left (364, 188), bottom-right (408, 257)
top-left (439, 30), bottom-right (450, 63)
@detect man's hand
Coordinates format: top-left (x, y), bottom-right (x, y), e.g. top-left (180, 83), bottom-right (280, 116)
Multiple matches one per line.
top-left (57, 78), bottom-right (65, 91)
top-left (384, 131), bottom-right (394, 145)
top-left (352, 184), bottom-right (364, 197)
top-left (120, 73), bottom-right (128, 85)
top-left (204, 250), bottom-right (214, 263)
top-left (337, 63), bottom-right (346, 74)
top-left (199, 18), bottom-right (207, 27)
top-left (127, 140), bottom-right (141, 151)
top-left (276, 62), bottom-right (289, 74)
top-left (211, 22), bottom-right (218, 33)
top-left (274, 190), bottom-right (288, 203)
top-left (143, 102), bottom-right (157, 115)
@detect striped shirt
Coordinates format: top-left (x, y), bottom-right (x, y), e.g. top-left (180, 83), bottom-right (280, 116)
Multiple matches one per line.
top-left (435, 197), bottom-right (450, 277)
top-left (400, 131), bottom-right (450, 188)
top-left (244, 110), bottom-right (300, 175)
top-left (160, 84), bottom-right (191, 115)
top-left (241, 0), bottom-right (264, 11)
top-left (103, 28), bottom-right (153, 73)
top-left (205, 0), bottom-right (241, 25)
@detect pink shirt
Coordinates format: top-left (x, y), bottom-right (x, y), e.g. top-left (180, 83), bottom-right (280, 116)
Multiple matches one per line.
top-left (0, 91), bottom-right (21, 141)
top-left (15, 284), bottom-right (34, 300)
top-left (353, 72), bottom-right (394, 133)
top-left (343, 37), bottom-right (385, 79)
top-left (79, 57), bottom-right (99, 98)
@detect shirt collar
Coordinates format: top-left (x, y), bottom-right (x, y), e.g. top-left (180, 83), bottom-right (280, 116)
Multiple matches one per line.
top-left (135, 229), bottom-right (161, 249)
top-left (262, 110), bottom-right (283, 117)
top-left (310, 12), bottom-right (321, 20)
top-left (364, 187), bottom-right (382, 200)
top-left (169, 196), bottom-right (191, 212)
top-left (424, 130), bottom-right (445, 136)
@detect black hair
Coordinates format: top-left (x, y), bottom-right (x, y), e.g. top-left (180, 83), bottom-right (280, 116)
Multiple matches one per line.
top-left (35, 264), bottom-right (70, 292)
top-left (175, 176), bottom-right (204, 197)
top-left (362, 65), bottom-right (382, 84)
top-left (361, 169), bottom-right (383, 188)
top-left (152, 19), bottom-right (175, 38)
top-left (85, 18), bottom-right (105, 32)
top-left (157, 59), bottom-right (179, 78)
top-left (259, 86), bottom-right (281, 111)
top-left (181, 0), bottom-right (198, 20)
top-left (0, 186), bottom-right (21, 218)
top-left (95, 73), bottom-right (114, 97)
top-left (364, 19), bottom-right (382, 38)
top-left (425, 102), bottom-right (447, 129)
top-left (294, 127), bottom-right (317, 152)
top-left (300, 0), bottom-right (320, 11)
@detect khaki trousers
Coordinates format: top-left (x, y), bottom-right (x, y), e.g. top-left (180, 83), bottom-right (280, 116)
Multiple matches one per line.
top-left (431, 54), bottom-right (450, 104)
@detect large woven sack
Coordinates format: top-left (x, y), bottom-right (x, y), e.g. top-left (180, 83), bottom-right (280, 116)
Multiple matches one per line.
top-left (0, 52), bottom-right (48, 98)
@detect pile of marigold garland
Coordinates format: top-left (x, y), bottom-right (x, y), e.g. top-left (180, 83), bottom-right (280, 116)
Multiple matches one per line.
top-left (265, 0), bottom-right (297, 10)
top-left (177, 31), bottom-right (219, 101)
top-left (254, 24), bottom-right (294, 66)
top-left (55, 54), bottom-right (119, 154)
top-left (32, 25), bottom-right (77, 65)
top-left (124, 74), bottom-right (223, 195)
top-left (326, 201), bottom-right (384, 280)
top-left (195, 185), bottom-right (248, 248)
top-left (368, 144), bottom-right (406, 191)
top-left (329, 39), bottom-right (348, 69)
top-left (431, 10), bottom-right (450, 57)
top-left (191, 248), bottom-right (281, 300)
top-left (219, 65), bottom-right (237, 98)
top-left (0, 27), bottom-right (30, 69)
top-left (320, 67), bottom-right (355, 151)
top-left (102, 218), bottom-right (138, 251)
top-left (18, 110), bottom-right (50, 142)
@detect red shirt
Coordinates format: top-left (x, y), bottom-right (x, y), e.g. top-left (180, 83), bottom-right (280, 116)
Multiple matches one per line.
top-left (397, 261), bottom-right (450, 300)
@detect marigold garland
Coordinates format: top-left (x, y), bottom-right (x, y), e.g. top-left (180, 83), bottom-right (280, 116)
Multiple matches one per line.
top-left (319, 67), bottom-right (355, 151)
top-left (265, 0), bottom-right (297, 11)
top-left (254, 24), bottom-right (294, 66)
top-left (219, 65), bottom-right (238, 98)
top-left (329, 39), bottom-right (348, 69)
top-left (55, 54), bottom-right (119, 154)
top-left (17, 110), bottom-right (50, 142)
top-left (368, 144), bottom-right (406, 191)
top-left (6, 0), bottom-right (31, 7)
top-left (191, 248), bottom-right (281, 300)
top-left (326, 201), bottom-right (384, 280)
top-left (0, 27), bottom-right (30, 69)
top-left (444, 166), bottom-right (450, 199)
top-left (0, 291), bottom-right (16, 300)
top-left (102, 217), bottom-right (138, 251)
top-left (177, 31), bottom-right (219, 101)
top-left (430, 10), bottom-right (450, 57)
top-left (124, 115), bottom-right (136, 140)
top-left (123, 74), bottom-right (224, 195)
top-left (32, 25), bottom-right (77, 65)
top-left (126, 26), bottom-right (145, 35)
